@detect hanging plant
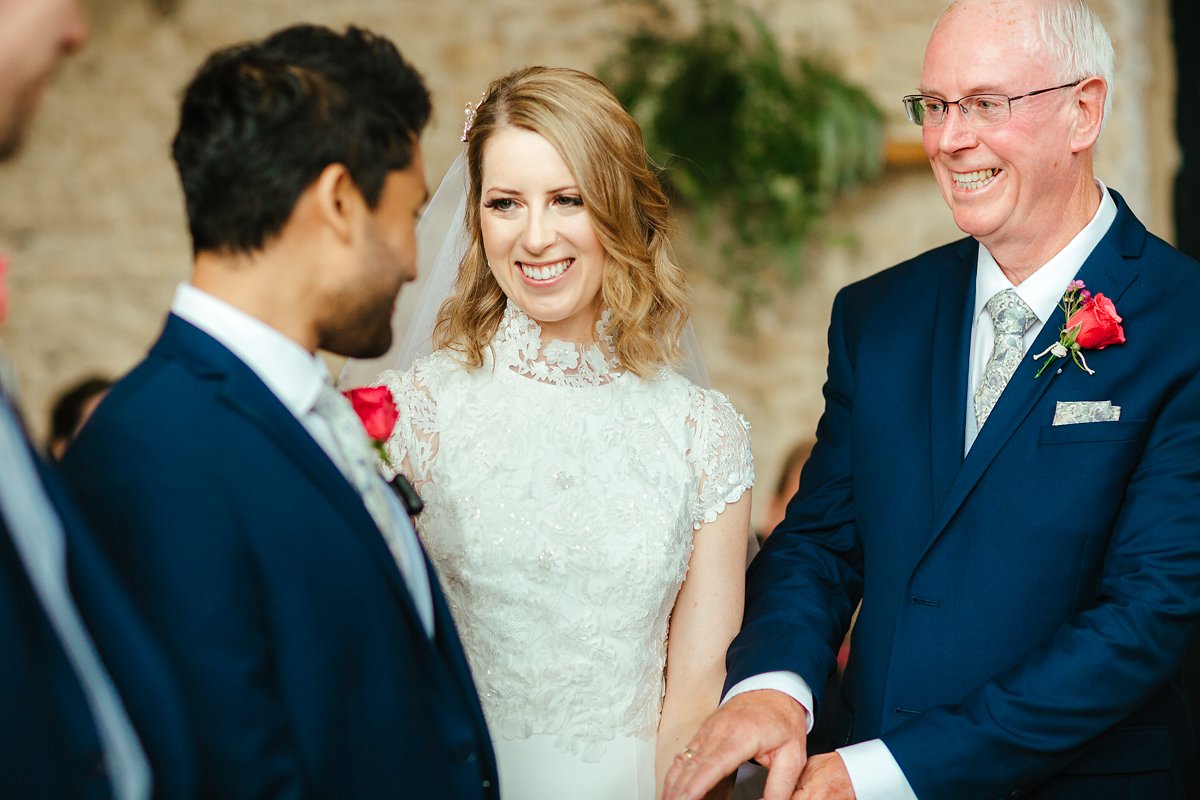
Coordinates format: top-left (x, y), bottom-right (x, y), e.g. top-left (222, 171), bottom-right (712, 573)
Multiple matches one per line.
top-left (603, 0), bottom-right (884, 330)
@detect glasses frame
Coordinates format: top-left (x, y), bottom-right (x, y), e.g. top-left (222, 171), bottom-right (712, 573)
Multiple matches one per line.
top-left (902, 80), bottom-right (1084, 128)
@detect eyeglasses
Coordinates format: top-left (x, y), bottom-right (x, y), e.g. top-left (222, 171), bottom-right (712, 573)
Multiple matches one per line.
top-left (902, 80), bottom-right (1082, 128)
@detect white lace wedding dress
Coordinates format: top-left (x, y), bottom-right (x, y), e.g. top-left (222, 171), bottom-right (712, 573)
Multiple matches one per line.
top-left (376, 301), bottom-right (754, 799)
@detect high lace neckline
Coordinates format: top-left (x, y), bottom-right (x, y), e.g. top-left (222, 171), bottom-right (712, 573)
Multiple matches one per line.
top-left (490, 300), bottom-right (620, 388)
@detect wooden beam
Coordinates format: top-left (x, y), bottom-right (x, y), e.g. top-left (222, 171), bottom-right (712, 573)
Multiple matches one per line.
top-left (884, 139), bottom-right (929, 169)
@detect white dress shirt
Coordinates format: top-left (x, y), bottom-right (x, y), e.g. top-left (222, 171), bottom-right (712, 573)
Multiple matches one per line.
top-left (964, 181), bottom-right (1118, 452)
top-left (171, 284), bottom-right (434, 635)
top-left (726, 181), bottom-right (1118, 799)
top-left (0, 394), bottom-right (151, 800)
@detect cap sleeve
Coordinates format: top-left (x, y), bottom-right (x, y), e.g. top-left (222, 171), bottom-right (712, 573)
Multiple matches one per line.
top-left (687, 385), bottom-right (755, 530)
top-left (373, 361), bottom-right (440, 491)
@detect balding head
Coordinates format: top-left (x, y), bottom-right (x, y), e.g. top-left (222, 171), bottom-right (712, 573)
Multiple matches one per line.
top-left (935, 0), bottom-right (1113, 124)
top-left (918, 0), bottom-right (1111, 273)
top-left (0, 0), bottom-right (87, 161)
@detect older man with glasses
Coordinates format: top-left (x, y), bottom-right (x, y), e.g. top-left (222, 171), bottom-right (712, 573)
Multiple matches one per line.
top-left (664, 1), bottom-right (1200, 799)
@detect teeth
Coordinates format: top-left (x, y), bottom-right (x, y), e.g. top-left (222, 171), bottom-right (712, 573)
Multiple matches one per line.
top-left (952, 168), bottom-right (999, 190)
top-left (520, 259), bottom-right (571, 280)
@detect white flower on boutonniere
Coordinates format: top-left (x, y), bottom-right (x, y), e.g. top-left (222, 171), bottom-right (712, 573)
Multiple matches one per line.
top-left (1033, 279), bottom-right (1125, 378)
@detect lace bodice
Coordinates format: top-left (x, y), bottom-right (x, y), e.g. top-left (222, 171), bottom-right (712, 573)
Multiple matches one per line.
top-left (376, 302), bottom-right (754, 760)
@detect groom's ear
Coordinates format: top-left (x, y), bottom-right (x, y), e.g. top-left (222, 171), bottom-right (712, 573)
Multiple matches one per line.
top-left (308, 162), bottom-right (364, 245)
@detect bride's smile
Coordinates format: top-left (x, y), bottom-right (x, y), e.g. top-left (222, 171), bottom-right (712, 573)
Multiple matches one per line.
top-left (518, 257), bottom-right (574, 283)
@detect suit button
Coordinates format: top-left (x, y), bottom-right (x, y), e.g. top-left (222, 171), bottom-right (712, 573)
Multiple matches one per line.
top-left (482, 779), bottom-right (491, 788)
top-left (451, 743), bottom-right (477, 764)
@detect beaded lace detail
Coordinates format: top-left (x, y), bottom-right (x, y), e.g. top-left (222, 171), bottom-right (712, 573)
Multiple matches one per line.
top-left (493, 299), bottom-right (618, 388)
top-left (375, 304), bottom-right (754, 760)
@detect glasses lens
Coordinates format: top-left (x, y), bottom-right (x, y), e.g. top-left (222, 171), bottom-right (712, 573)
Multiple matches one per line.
top-left (904, 96), bottom-right (939, 126)
top-left (962, 95), bottom-right (1010, 127)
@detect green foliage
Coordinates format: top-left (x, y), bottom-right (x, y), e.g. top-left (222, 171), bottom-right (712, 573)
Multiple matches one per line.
top-left (603, 1), bottom-right (884, 330)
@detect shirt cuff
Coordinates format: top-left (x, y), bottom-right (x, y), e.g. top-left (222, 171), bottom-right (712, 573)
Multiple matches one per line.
top-left (722, 672), bottom-right (814, 734)
top-left (836, 739), bottom-right (918, 800)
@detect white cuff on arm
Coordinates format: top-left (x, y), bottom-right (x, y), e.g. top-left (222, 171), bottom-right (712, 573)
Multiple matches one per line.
top-left (722, 672), bottom-right (815, 734)
top-left (836, 739), bottom-right (919, 800)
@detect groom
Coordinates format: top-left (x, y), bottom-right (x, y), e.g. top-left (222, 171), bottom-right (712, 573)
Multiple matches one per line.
top-left (665, 1), bottom-right (1200, 799)
top-left (63, 24), bottom-right (499, 798)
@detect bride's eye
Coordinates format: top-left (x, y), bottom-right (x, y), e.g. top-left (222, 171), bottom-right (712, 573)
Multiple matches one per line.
top-left (483, 197), bottom-right (517, 212)
top-left (553, 194), bottom-right (584, 209)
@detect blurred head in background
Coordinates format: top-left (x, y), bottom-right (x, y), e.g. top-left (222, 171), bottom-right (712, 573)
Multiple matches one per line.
top-left (0, 0), bottom-right (88, 162)
top-left (46, 375), bottom-right (111, 460)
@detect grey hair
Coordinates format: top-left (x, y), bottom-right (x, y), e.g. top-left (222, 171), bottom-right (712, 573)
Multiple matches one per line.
top-left (1037, 0), bottom-right (1114, 126)
top-left (938, 0), bottom-right (1114, 129)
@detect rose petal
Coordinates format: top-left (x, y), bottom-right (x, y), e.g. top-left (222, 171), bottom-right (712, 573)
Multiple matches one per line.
top-left (343, 385), bottom-right (400, 442)
top-left (1066, 293), bottom-right (1125, 350)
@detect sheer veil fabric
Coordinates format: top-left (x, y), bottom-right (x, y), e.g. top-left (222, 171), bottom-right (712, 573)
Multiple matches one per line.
top-left (338, 152), bottom-right (711, 389)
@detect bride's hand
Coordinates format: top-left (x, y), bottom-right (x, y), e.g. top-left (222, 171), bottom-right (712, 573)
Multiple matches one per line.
top-left (661, 689), bottom-right (809, 800)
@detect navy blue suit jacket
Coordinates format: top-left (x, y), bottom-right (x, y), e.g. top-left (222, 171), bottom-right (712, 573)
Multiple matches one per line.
top-left (0, 400), bottom-right (195, 799)
top-left (62, 315), bottom-right (498, 800)
top-left (729, 192), bottom-right (1200, 799)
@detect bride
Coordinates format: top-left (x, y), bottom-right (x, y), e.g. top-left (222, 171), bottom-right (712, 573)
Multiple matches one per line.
top-left (350, 66), bottom-right (753, 799)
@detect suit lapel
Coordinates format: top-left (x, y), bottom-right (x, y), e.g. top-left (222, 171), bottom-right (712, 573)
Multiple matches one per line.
top-left (154, 316), bottom-right (430, 635)
top-left (921, 197), bottom-right (1144, 556)
top-left (927, 246), bottom-right (976, 511)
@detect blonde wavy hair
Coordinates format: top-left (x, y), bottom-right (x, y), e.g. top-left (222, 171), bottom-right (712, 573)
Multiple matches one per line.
top-left (433, 66), bottom-right (690, 377)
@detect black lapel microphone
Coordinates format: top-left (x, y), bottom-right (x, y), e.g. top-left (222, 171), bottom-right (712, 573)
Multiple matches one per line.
top-left (388, 474), bottom-right (424, 516)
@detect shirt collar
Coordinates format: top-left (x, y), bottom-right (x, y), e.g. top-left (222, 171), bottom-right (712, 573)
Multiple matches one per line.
top-left (170, 283), bottom-right (328, 417)
top-left (973, 178), bottom-right (1118, 325)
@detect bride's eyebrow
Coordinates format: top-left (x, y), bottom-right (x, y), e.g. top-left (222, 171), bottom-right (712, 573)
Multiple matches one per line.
top-left (482, 185), bottom-right (580, 197)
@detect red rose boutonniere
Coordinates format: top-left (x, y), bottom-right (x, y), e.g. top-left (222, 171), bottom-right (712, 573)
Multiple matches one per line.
top-left (343, 385), bottom-right (399, 469)
top-left (343, 385), bottom-right (424, 515)
top-left (1032, 279), bottom-right (1125, 378)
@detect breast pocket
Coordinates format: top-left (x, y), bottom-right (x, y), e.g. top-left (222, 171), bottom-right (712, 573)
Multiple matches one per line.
top-left (1037, 419), bottom-right (1148, 446)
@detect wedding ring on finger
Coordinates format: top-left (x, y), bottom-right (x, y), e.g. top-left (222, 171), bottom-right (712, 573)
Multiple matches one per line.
top-left (676, 747), bottom-right (698, 764)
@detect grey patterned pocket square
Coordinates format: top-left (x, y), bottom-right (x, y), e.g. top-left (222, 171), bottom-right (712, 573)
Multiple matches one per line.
top-left (1052, 400), bottom-right (1121, 425)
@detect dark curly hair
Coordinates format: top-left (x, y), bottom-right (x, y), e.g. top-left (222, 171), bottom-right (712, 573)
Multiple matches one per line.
top-left (171, 24), bottom-right (431, 255)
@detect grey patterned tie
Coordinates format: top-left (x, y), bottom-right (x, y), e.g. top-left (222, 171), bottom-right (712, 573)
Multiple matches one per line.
top-left (973, 289), bottom-right (1037, 429)
top-left (311, 381), bottom-right (418, 590)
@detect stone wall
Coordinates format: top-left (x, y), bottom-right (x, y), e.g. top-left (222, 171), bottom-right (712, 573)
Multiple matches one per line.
top-left (0, 0), bottom-right (1176, 529)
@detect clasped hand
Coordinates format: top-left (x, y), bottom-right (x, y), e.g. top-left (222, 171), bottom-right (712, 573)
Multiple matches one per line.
top-left (661, 690), bottom-right (855, 800)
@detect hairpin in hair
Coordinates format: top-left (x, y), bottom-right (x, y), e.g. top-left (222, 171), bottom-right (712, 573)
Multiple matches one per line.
top-left (460, 91), bottom-right (488, 143)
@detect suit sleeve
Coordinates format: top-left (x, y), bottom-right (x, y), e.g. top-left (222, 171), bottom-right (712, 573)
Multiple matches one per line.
top-left (63, 426), bottom-right (308, 800)
top-left (883, 351), bottom-right (1200, 797)
top-left (724, 288), bottom-right (864, 705)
